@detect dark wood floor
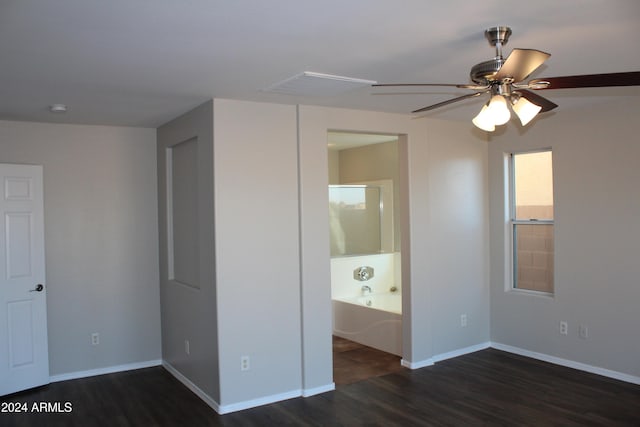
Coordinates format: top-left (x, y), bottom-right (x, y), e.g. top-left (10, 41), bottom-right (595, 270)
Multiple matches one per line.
top-left (332, 336), bottom-right (405, 385)
top-left (2, 348), bottom-right (639, 426)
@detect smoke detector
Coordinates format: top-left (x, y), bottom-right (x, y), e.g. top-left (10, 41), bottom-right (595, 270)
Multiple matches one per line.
top-left (49, 104), bottom-right (68, 113)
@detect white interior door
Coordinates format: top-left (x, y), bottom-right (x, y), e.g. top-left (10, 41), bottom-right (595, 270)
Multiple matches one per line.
top-left (0, 163), bottom-right (49, 396)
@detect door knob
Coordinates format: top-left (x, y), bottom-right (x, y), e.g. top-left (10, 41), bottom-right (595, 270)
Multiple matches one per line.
top-left (30, 284), bottom-right (44, 292)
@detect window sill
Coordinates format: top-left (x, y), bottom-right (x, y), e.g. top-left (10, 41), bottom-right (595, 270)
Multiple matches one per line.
top-left (506, 288), bottom-right (554, 299)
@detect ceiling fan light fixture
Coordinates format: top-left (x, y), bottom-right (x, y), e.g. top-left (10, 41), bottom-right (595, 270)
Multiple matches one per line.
top-left (487, 95), bottom-right (511, 125)
top-left (472, 104), bottom-right (496, 132)
top-left (512, 96), bottom-right (542, 126)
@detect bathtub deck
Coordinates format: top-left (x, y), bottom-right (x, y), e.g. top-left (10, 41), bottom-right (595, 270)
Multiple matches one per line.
top-left (333, 336), bottom-right (405, 385)
top-left (332, 296), bottom-right (402, 356)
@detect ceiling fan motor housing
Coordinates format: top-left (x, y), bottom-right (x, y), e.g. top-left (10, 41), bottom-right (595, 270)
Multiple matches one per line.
top-left (470, 58), bottom-right (505, 84)
top-left (470, 26), bottom-right (513, 84)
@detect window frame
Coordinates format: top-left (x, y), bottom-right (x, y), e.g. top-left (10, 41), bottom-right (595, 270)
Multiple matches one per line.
top-left (508, 149), bottom-right (555, 296)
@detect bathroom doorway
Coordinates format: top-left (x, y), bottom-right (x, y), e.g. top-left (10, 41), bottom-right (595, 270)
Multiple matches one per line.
top-left (327, 131), bottom-right (404, 385)
top-left (332, 336), bottom-right (403, 385)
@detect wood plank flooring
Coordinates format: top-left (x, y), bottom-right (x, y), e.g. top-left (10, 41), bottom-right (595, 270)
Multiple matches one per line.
top-left (2, 348), bottom-right (639, 426)
top-left (332, 336), bottom-right (405, 385)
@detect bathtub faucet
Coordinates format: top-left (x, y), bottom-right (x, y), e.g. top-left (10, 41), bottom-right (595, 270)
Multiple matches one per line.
top-left (361, 285), bottom-right (372, 294)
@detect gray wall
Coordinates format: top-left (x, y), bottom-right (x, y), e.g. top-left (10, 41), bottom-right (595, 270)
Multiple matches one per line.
top-left (338, 140), bottom-right (398, 184)
top-left (297, 106), bottom-right (335, 393)
top-left (0, 120), bottom-right (160, 375)
top-left (298, 106), bottom-right (490, 375)
top-left (6, 92), bottom-right (636, 410)
top-left (213, 99), bottom-right (302, 406)
top-left (425, 120), bottom-right (490, 356)
top-left (157, 100), bottom-right (220, 401)
top-left (489, 97), bottom-right (640, 377)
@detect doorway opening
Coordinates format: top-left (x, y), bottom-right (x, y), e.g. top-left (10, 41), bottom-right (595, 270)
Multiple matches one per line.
top-left (327, 131), bottom-right (404, 385)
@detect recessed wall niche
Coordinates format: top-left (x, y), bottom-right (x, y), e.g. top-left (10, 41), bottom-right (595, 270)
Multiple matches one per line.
top-left (166, 137), bottom-right (200, 289)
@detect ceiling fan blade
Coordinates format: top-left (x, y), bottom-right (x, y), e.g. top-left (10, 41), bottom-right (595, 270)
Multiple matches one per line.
top-left (516, 89), bottom-right (558, 112)
top-left (529, 71), bottom-right (640, 89)
top-left (412, 91), bottom-right (487, 113)
top-left (373, 83), bottom-right (489, 90)
top-left (493, 48), bottom-right (551, 82)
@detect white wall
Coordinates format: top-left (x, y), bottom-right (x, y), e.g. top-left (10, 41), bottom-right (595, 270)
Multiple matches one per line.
top-left (489, 97), bottom-right (640, 378)
top-left (0, 120), bottom-right (161, 375)
top-left (213, 99), bottom-right (302, 407)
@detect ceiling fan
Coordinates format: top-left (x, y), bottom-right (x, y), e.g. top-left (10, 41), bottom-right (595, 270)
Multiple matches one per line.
top-left (373, 26), bottom-right (640, 131)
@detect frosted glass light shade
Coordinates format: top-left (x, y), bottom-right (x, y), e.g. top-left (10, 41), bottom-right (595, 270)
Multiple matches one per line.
top-left (472, 104), bottom-right (495, 132)
top-left (487, 95), bottom-right (511, 125)
top-left (512, 96), bottom-right (542, 126)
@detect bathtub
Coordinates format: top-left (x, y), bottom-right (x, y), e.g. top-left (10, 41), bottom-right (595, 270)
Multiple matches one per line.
top-left (332, 292), bottom-right (402, 356)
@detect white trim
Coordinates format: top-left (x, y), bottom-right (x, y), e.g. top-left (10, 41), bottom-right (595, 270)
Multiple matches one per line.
top-left (50, 359), bottom-right (161, 383)
top-left (218, 389), bottom-right (302, 415)
top-left (162, 361), bottom-right (222, 413)
top-left (432, 342), bottom-right (491, 363)
top-left (401, 358), bottom-right (433, 369)
top-left (400, 342), bottom-right (491, 369)
top-left (302, 382), bottom-right (335, 397)
top-left (163, 361), bottom-right (307, 415)
top-left (491, 342), bottom-right (640, 386)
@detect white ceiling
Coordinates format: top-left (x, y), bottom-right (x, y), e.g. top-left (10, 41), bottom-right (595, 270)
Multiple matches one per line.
top-left (1, 0), bottom-right (639, 128)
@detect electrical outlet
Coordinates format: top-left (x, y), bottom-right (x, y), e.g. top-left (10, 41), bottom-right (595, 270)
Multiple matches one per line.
top-left (559, 321), bottom-right (568, 335)
top-left (460, 314), bottom-right (468, 328)
top-left (240, 355), bottom-right (250, 371)
top-left (579, 324), bottom-right (588, 339)
top-left (91, 333), bottom-right (100, 346)
top-left (184, 340), bottom-right (190, 355)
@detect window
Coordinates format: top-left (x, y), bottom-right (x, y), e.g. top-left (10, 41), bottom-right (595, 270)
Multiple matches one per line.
top-left (510, 150), bottom-right (554, 294)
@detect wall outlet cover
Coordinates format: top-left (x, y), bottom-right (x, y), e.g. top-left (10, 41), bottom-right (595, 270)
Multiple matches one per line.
top-left (241, 356), bottom-right (250, 371)
top-left (559, 321), bottom-right (568, 335)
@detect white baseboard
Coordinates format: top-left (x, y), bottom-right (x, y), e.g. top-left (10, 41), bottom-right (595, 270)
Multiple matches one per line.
top-left (302, 382), bottom-right (335, 397)
top-left (162, 361), bottom-right (222, 413)
top-left (432, 342), bottom-right (491, 363)
top-left (403, 341), bottom-right (640, 386)
top-left (162, 361), bottom-right (305, 414)
top-left (401, 341), bottom-right (491, 369)
top-left (491, 342), bottom-right (640, 386)
top-left (50, 359), bottom-right (162, 383)
top-left (218, 389), bottom-right (302, 415)
top-left (401, 358), bottom-right (433, 369)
